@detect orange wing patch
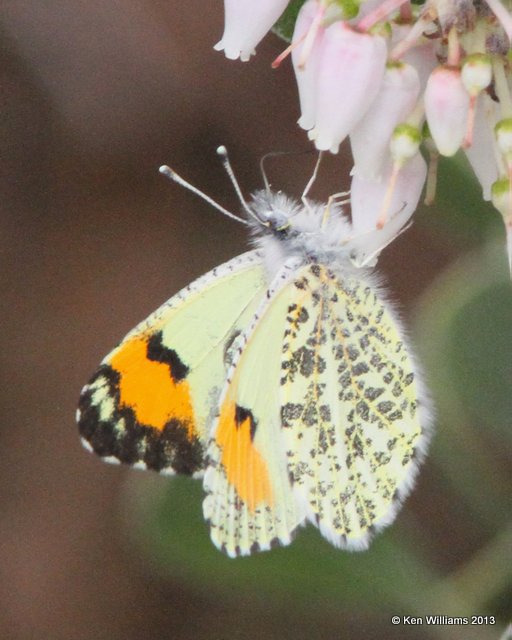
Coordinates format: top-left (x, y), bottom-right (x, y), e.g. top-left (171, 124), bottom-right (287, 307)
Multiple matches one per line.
top-left (216, 401), bottom-right (273, 512)
top-left (110, 335), bottom-right (195, 435)
top-left (78, 330), bottom-right (205, 475)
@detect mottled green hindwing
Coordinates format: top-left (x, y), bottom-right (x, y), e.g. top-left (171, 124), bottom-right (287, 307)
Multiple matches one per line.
top-left (279, 263), bottom-right (430, 549)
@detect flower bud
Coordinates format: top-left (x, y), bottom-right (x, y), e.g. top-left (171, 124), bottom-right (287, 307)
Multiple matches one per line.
top-left (214, 0), bottom-right (290, 61)
top-left (424, 65), bottom-right (470, 156)
top-left (491, 177), bottom-right (512, 274)
top-left (332, 0), bottom-right (361, 20)
top-left (461, 53), bottom-right (493, 97)
top-left (309, 21), bottom-right (387, 153)
top-left (495, 118), bottom-right (512, 161)
top-left (491, 177), bottom-right (512, 217)
top-left (390, 123), bottom-right (422, 164)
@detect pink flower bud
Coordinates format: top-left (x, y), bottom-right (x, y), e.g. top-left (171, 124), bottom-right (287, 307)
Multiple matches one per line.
top-left (292, 0), bottom-right (325, 131)
top-left (214, 0), bottom-right (290, 61)
top-left (424, 65), bottom-right (470, 157)
top-left (309, 22), bottom-right (387, 153)
top-left (495, 118), bottom-right (512, 161)
top-left (349, 152), bottom-right (427, 262)
top-left (389, 124), bottom-right (422, 164)
top-left (491, 177), bottom-right (512, 217)
top-left (350, 62), bottom-right (420, 179)
top-left (464, 95), bottom-right (500, 200)
top-left (491, 177), bottom-right (512, 274)
top-left (461, 53), bottom-right (492, 97)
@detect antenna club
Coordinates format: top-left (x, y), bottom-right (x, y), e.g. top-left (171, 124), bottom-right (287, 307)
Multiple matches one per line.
top-left (159, 165), bottom-right (182, 183)
top-left (216, 145), bottom-right (228, 157)
top-left (158, 159), bottom-right (247, 225)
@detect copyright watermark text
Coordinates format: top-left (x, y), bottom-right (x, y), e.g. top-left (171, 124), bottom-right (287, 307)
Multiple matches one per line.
top-left (391, 615), bottom-right (496, 626)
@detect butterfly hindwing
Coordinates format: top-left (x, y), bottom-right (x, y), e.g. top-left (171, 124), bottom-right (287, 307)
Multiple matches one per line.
top-left (203, 259), bottom-right (307, 556)
top-left (280, 264), bottom-right (431, 549)
top-left (78, 250), bottom-right (267, 476)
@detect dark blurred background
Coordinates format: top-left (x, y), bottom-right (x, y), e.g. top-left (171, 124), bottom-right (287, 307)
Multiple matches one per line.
top-left (0, 2), bottom-right (510, 639)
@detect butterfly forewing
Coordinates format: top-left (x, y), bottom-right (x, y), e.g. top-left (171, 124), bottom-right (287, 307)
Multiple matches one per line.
top-left (279, 264), bottom-right (429, 549)
top-left (78, 251), bottom-right (267, 476)
top-left (204, 260), bottom-right (307, 556)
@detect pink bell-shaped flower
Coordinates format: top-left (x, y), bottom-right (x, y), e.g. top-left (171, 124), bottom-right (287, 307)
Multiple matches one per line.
top-left (309, 22), bottom-right (387, 153)
top-left (350, 62), bottom-right (420, 179)
top-left (349, 152), bottom-right (427, 263)
top-left (424, 65), bottom-right (470, 156)
top-left (464, 94), bottom-right (500, 201)
top-left (291, 0), bottom-right (326, 131)
top-left (214, 0), bottom-right (290, 61)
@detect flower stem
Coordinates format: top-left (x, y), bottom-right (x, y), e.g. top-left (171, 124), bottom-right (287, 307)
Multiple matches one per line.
top-left (399, 1), bottom-right (413, 23)
top-left (272, 33), bottom-right (307, 68)
top-left (472, 19), bottom-right (488, 54)
top-left (272, 3), bottom-right (325, 69)
top-left (390, 8), bottom-right (436, 60)
top-left (463, 96), bottom-right (477, 148)
top-left (424, 142), bottom-right (439, 205)
top-left (358, 0), bottom-right (411, 32)
top-left (377, 163), bottom-right (400, 228)
top-left (447, 27), bottom-right (461, 66)
top-left (493, 56), bottom-right (512, 118)
top-left (298, 4), bottom-right (326, 69)
top-left (484, 0), bottom-right (512, 40)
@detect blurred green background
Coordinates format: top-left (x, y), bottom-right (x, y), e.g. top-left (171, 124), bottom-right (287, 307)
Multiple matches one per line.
top-left (0, 2), bottom-right (510, 639)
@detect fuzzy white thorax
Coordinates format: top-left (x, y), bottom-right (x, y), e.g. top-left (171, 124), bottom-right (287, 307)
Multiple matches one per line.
top-left (247, 190), bottom-right (367, 278)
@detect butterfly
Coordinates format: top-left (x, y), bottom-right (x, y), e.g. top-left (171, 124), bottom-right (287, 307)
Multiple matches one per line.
top-left (77, 147), bottom-right (433, 557)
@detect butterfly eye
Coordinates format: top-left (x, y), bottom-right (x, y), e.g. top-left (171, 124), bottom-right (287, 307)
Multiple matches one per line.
top-left (276, 221), bottom-right (291, 232)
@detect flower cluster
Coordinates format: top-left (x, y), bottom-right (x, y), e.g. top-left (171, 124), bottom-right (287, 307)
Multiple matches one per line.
top-left (215, 0), bottom-right (512, 270)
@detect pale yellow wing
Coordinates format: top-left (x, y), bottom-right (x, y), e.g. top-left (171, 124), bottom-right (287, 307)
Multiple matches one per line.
top-left (78, 250), bottom-right (268, 476)
top-left (280, 264), bottom-right (432, 549)
top-left (203, 260), bottom-right (307, 556)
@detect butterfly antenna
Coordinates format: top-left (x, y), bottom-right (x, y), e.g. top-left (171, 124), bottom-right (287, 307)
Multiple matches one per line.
top-left (259, 150), bottom-right (289, 192)
top-left (159, 165), bottom-right (248, 225)
top-left (259, 153), bottom-right (272, 193)
top-left (216, 146), bottom-right (267, 225)
top-left (260, 149), bottom-right (317, 193)
top-left (302, 151), bottom-right (323, 204)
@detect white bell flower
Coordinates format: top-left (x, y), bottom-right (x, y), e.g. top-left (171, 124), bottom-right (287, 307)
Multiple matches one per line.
top-left (214, 0), bottom-right (290, 61)
top-left (350, 62), bottom-right (420, 180)
top-left (308, 22), bottom-right (387, 153)
top-left (464, 94), bottom-right (501, 201)
top-left (349, 152), bottom-right (427, 263)
top-left (291, 0), bottom-right (326, 131)
top-left (425, 65), bottom-right (471, 157)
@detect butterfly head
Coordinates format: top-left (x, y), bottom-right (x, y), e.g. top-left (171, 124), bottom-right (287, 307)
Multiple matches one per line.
top-left (247, 189), bottom-right (360, 271)
top-left (159, 152), bottom-right (391, 272)
top-left (248, 190), bottom-right (300, 234)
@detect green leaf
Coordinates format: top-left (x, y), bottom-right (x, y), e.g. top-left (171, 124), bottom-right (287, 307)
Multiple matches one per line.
top-left (123, 474), bottom-right (435, 615)
top-left (273, 0), bottom-right (307, 42)
top-left (428, 152), bottom-right (501, 245)
top-left (414, 241), bottom-right (512, 524)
